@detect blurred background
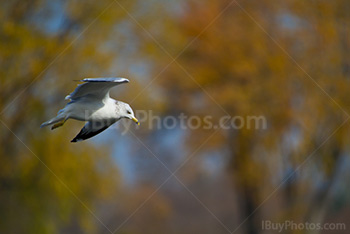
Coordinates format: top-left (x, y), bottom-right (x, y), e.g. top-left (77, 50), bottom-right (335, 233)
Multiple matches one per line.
top-left (1, 0), bottom-right (350, 233)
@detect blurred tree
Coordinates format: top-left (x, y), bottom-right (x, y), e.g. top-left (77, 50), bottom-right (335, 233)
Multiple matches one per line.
top-left (137, 0), bottom-right (350, 233)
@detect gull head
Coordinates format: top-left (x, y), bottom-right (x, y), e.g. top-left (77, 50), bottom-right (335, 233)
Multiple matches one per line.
top-left (119, 102), bottom-right (139, 125)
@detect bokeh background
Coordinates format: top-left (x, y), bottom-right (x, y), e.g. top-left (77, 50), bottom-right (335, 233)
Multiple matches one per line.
top-left (1, 0), bottom-right (350, 233)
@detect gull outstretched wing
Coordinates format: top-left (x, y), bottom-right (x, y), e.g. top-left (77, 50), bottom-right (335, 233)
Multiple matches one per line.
top-left (71, 121), bottom-right (114, 142)
top-left (65, 77), bottom-right (129, 101)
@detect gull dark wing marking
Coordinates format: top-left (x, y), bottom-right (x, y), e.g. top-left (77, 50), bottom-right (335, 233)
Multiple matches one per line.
top-left (71, 121), bottom-right (114, 142)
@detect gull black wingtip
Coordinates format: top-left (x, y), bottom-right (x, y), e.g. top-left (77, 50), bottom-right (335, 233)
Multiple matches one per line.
top-left (71, 138), bottom-right (78, 143)
top-left (71, 136), bottom-right (84, 143)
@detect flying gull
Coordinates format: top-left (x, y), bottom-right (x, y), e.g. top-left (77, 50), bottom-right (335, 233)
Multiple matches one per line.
top-left (41, 77), bottom-right (139, 142)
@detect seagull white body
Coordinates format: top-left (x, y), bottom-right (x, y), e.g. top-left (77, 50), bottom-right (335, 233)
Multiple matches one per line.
top-left (41, 78), bottom-right (139, 142)
top-left (65, 97), bottom-right (117, 121)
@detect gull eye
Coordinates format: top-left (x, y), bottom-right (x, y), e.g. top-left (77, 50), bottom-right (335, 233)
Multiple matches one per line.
top-left (127, 111), bottom-right (131, 115)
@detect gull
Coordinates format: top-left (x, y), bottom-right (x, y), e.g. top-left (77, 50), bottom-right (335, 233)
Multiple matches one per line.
top-left (41, 77), bottom-right (139, 142)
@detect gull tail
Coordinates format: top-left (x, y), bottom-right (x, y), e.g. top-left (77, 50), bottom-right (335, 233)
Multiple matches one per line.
top-left (40, 112), bottom-right (66, 130)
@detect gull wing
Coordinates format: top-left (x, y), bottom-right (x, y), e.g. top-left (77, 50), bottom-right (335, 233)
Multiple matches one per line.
top-left (65, 77), bottom-right (129, 101)
top-left (71, 121), bottom-right (114, 142)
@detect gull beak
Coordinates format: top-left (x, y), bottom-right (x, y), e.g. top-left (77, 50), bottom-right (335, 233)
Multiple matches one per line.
top-left (132, 117), bottom-right (140, 125)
